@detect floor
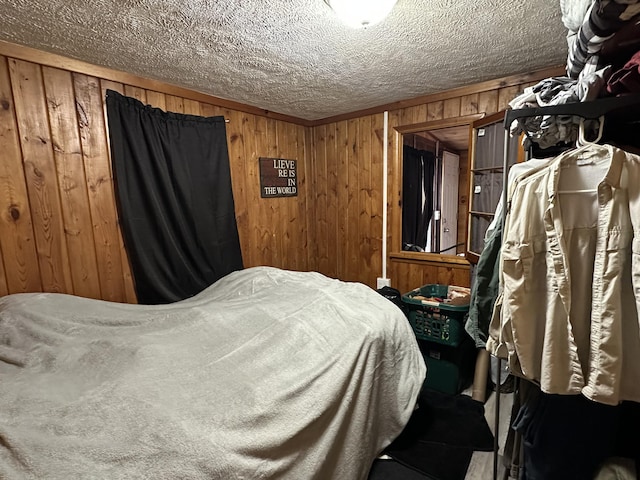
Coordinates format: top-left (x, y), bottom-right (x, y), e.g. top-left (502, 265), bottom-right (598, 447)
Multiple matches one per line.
top-left (464, 387), bottom-right (514, 480)
top-left (369, 385), bottom-right (516, 480)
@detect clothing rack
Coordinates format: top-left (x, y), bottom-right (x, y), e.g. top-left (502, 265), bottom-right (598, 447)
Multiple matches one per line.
top-left (503, 94), bottom-right (640, 127)
top-left (491, 93), bottom-right (640, 480)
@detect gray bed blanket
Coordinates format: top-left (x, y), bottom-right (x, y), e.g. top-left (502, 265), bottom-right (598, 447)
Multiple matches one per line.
top-left (0, 267), bottom-right (425, 480)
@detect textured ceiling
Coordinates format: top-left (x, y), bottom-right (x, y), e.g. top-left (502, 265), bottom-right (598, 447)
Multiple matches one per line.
top-left (1, 0), bottom-right (568, 120)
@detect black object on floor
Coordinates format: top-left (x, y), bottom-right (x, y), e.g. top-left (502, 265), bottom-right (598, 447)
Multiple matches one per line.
top-left (385, 442), bottom-right (473, 480)
top-left (368, 458), bottom-right (432, 480)
top-left (380, 389), bottom-right (494, 480)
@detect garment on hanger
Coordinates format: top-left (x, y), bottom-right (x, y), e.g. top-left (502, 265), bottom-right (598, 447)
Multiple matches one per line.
top-left (466, 158), bottom-right (554, 348)
top-left (487, 143), bottom-right (640, 405)
top-left (513, 381), bottom-right (640, 480)
top-left (485, 158), bottom-right (555, 242)
top-left (466, 219), bottom-right (503, 349)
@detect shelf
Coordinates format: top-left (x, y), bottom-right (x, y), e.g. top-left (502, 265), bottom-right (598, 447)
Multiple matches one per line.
top-left (467, 112), bottom-right (511, 265)
top-left (471, 166), bottom-right (503, 173)
top-left (504, 94), bottom-right (640, 129)
top-left (469, 211), bottom-right (495, 217)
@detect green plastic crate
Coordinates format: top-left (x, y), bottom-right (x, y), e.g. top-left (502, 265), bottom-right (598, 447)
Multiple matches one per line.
top-left (419, 338), bottom-right (476, 395)
top-left (402, 284), bottom-right (470, 347)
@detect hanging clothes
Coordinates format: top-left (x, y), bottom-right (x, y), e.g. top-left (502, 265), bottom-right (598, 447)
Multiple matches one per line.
top-left (487, 143), bottom-right (640, 406)
top-left (466, 158), bottom-right (554, 348)
top-left (513, 381), bottom-right (640, 480)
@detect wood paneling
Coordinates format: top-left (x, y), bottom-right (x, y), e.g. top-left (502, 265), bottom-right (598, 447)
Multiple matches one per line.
top-left (312, 124), bottom-right (328, 274)
top-left (346, 119), bottom-right (359, 282)
top-left (225, 107), bottom-right (251, 266)
top-left (183, 99), bottom-right (201, 116)
top-left (43, 67), bottom-right (101, 299)
top-left (0, 47), bottom-right (314, 302)
top-left (316, 65), bottom-right (564, 125)
top-left (358, 115), bottom-right (372, 286)
top-left (99, 80), bottom-right (137, 303)
top-left (0, 41), bottom-right (563, 300)
top-left (0, 57), bottom-right (42, 294)
top-left (0, 40), bottom-right (311, 126)
top-left (252, 116), bottom-right (276, 266)
top-left (10, 58), bottom-right (73, 294)
top-left (389, 256), bottom-right (471, 294)
top-left (242, 112), bottom-right (261, 268)
top-left (298, 124), bottom-right (311, 268)
top-left (74, 73), bottom-right (128, 302)
top-left (165, 95), bottom-right (184, 113)
top-left (457, 149), bottom-right (470, 255)
top-left (145, 91), bottom-right (166, 110)
top-left (309, 71), bottom-right (555, 290)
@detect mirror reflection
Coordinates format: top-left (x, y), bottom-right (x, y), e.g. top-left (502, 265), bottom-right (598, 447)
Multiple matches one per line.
top-left (402, 124), bottom-right (469, 256)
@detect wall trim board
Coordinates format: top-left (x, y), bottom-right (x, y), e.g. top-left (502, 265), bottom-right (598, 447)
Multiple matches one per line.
top-left (0, 40), bottom-right (313, 126)
top-left (1, 40), bottom-right (565, 128)
top-left (313, 65), bottom-right (566, 125)
top-left (0, 40), bottom-right (558, 295)
top-left (390, 252), bottom-right (470, 268)
top-left (0, 48), bottom-right (316, 300)
top-left (394, 114), bottom-right (486, 135)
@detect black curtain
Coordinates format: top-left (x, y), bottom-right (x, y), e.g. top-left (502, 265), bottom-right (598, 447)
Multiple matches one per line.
top-left (402, 145), bottom-right (435, 250)
top-left (106, 90), bottom-right (243, 304)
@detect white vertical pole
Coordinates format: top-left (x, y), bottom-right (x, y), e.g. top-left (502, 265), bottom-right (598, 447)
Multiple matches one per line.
top-left (382, 111), bottom-right (389, 279)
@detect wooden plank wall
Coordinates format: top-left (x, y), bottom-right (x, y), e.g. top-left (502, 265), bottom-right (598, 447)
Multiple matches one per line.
top-left (0, 52), bottom-right (311, 302)
top-left (310, 77), bottom-right (561, 294)
top-left (386, 86), bottom-right (528, 293)
top-left (0, 42), bottom-right (564, 301)
top-left (311, 115), bottom-right (384, 287)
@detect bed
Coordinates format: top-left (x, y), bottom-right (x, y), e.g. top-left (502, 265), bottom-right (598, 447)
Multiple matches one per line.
top-left (0, 266), bottom-right (426, 480)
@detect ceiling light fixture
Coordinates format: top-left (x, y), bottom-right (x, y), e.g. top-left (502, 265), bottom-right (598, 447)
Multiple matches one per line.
top-left (325, 0), bottom-right (398, 28)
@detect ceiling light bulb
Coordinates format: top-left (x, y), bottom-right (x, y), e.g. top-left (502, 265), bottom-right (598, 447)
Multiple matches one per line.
top-left (326, 0), bottom-right (398, 28)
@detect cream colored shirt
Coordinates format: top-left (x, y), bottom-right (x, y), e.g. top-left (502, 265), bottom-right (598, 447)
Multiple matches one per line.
top-left (487, 144), bottom-right (640, 405)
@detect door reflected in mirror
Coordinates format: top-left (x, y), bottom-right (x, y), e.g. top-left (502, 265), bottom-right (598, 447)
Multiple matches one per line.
top-left (400, 120), bottom-right (474, 256)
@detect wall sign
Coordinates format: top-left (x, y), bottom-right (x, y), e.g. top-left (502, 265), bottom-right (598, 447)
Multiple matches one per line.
top-left (259, 157), bottom-right (298, 198)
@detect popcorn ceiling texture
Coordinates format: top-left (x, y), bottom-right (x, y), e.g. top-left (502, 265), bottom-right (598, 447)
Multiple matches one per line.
top-left (0, 0), bottom-right (567, 120)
